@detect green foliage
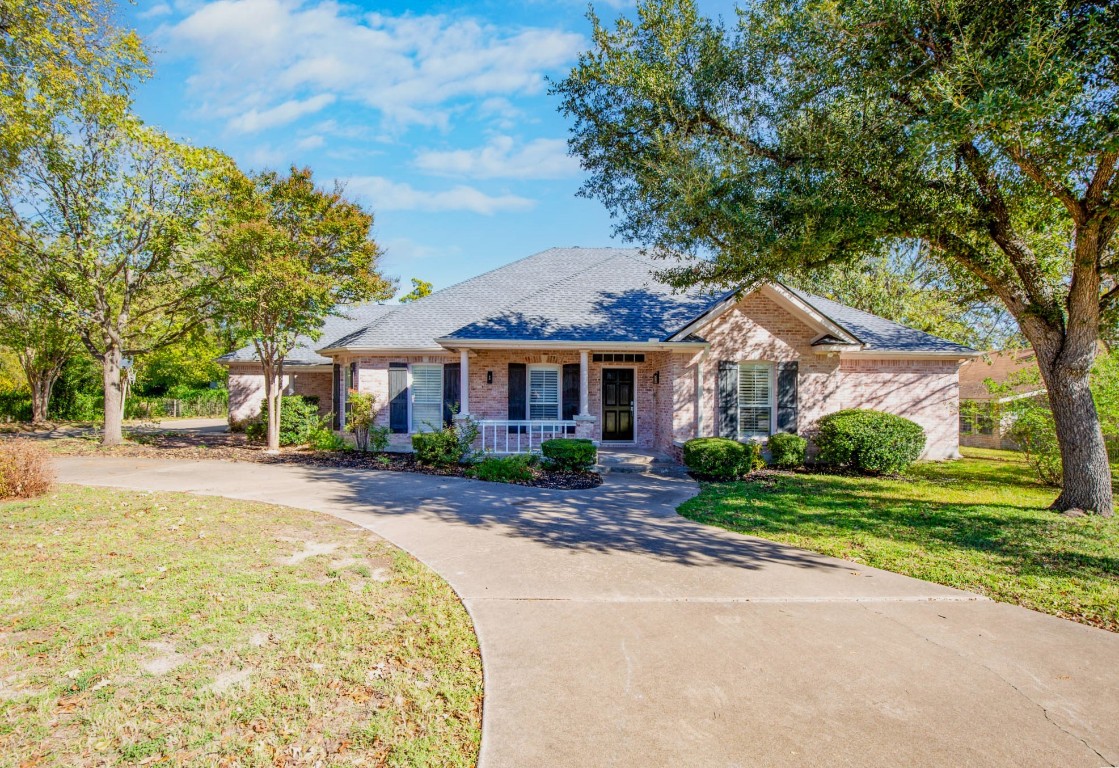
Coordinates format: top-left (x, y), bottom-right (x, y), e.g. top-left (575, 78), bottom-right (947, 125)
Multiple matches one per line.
top-left (411, 430), bottom-right (466, 467)
top-left (368, 425), bottom-right (391, 453)
top-left (767, 433), bottom-right (807, 469)
top-left (540, 438), bottom-right (597, 472)
top-left (815, 410), bottom-right (926, 475)
top-left (346, 390), bottom-right (377, 451)
top-left (1007, 404), bottom-right (1063, 487)
top-left (0, 392), bottom-right (32, 422)
top-left (467, 454), bottom-right (536, 484)
top-left (210, 166), bottom-right (394, 451)
top-left (555, 0), bottom-right (1119, 509)
top-left (308, 424), bottom-right (348, 452)
top-left (682, 437), bottom-right (758, 480)
top-left (399, 277), bottom-right (434, 303)
top-left (248, 396), bottom-right (320, 446)
top-left (133, 327), bottom-right (229, 396)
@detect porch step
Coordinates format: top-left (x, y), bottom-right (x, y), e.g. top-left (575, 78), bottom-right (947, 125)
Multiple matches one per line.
top-left (595, 450), bottom-right (688, 478)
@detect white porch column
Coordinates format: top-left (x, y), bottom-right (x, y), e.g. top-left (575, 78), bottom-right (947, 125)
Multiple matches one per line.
top-left (579, 349), bottom-right (590, 416)
top-left (459, 348), bottom-right (470, 416)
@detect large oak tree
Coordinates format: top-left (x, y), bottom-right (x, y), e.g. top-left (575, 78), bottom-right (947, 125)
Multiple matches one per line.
top-left (556, 0), bottom-right (1119, 515)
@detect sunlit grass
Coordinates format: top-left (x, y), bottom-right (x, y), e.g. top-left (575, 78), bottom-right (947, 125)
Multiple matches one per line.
top-left (0, 486), bottom-right (482, 766)
top-left (679, 451), bottom-right (1119, 631)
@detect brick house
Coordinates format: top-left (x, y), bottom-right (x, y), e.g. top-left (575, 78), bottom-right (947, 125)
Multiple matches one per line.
top-left (958, 350), bottom-right (1045, 450)
top-left (221, 247), bottom-right (978, 459)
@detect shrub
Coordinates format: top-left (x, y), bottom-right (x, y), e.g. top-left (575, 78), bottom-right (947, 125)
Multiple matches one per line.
top-left (346, 390), bottom-right (377, 451)
top-left (0, 441), bottom-right (52, 499)
top-left (1007, 402), bottom-right (1062, 486)
top-left (249, 396), bottom-right (321, 446)
top-left (767, 432), bottom-right (807, 469)
top-left (308, 423), bottom-right (348, 451)
top-left (814, 409), bottom-right (926, 474)
top-left (412, 428), bottom-right (467, 466)
top-left (368, 425), bottom-right (391, 452)
top-left (540, 438), bottom-right (597, 472)
top-left (468, 454), bottom-right (536, 483)
top-left (682, 437), bottom-right (760, 480)
top-left (0, 392), bottom-right (32, 422)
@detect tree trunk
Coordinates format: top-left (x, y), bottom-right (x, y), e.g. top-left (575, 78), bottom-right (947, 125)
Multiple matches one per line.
top-left (102, 345), bottom-right (124, 446)
top-left (262, 359), bottom-right (281, 453)
top-left (29, 375), bottom-right (52, 424)
top-left (1045, 362), bottom-right (1114, 516)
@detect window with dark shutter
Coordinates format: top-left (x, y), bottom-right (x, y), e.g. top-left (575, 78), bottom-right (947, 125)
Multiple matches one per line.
top-left (717, 361), bottom-right (738, 438)
top-left (332, 364), bottom-right (343, 430)
top-left (388, 363), bottom-right (408, 433)
top-left (776, 361), bottom-right (799, 433)
top-left (507, 363), bottom-right (526, 433)
top-left (443, 363), bottom-right (460, 426)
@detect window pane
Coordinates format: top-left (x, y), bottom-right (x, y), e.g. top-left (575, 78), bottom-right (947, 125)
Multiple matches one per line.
top-left (412, 365), bottom-right (443, 432)
top-left (529, 368), bottom-right (559, 420)
top-left (738, 363), bottom-right (771, 438)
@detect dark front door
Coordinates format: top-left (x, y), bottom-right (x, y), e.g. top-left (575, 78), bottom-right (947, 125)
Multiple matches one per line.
top-left (602, 368), bottom-right (635, 441)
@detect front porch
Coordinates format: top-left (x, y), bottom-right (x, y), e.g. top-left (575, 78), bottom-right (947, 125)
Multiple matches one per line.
top-left (336, 345), bottom-right (698, 455)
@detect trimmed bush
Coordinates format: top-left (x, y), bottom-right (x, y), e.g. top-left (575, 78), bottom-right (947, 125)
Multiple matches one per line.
top-left (248, 396), bottom-right (321, 446)
top-left (814, 409), bottom-right (926, 474)
top-left (468, 454), bottom-right (536, 483)
top-left (0, 441), bottom-right (52, 499)
top-left (412, 429), bottom-right (467, 467)
top-left (540, 438), bottom-right (597, 472)
top-left (308, 423), bottom-right (348, 451)
top-left (682, 437), bottom-right (761, 480)
top-left (767, 432), bottom-right (807, 469)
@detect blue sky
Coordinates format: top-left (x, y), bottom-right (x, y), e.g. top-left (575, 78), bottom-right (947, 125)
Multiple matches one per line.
top-left (118, 0), bottom-right (731, 298)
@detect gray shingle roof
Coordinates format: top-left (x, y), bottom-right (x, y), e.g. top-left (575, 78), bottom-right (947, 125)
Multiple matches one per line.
top-left (219, 302), bottom-right (394, 366)
top-left (786, 287), bottom-right (977, 354)
top-left (223, 247), bottom-right (976, 360)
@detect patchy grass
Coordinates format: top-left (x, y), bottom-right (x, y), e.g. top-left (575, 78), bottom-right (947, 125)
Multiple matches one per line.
top-left (679, 449), bottom-right (1119, 631)
top-left (0, 486), bottom-right (482, 766)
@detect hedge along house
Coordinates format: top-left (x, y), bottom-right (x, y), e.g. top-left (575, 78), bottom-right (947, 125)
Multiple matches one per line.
top-left (221, 247), bottom-right (979, 459)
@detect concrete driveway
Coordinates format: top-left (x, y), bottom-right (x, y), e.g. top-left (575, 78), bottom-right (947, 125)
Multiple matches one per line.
top-left (52, 456), bottom-right (1119, 767)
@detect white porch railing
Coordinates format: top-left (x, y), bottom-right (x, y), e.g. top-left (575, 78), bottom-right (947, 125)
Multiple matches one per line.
top-left (477, 419), bottom-right (576, 454)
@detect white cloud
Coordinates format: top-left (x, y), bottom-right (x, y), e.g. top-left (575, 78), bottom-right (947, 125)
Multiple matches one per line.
top-left (415, 135), bottom-right (579, 180)
top-left (139, 2), bottom-right (174, 19)
top-left (295, 134), bottom-right (325, 150)
top-left (346, 176), bottom-right (534, 215)
top-left (227, 93), bottom-right (336, 134)
top-left (161, 0), bottom-right (584, 131)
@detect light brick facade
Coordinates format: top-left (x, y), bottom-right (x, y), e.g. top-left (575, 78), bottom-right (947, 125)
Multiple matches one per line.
top-left (227, 363), bottom-right (334, 423)
top-left (227, 287), bottom-right (966, 459)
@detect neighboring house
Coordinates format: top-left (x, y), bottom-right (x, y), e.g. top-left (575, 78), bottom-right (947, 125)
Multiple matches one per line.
top-left (958, 349), bottom-right (1044, 450)
top-left (220, 247), bottom-right (978, 459)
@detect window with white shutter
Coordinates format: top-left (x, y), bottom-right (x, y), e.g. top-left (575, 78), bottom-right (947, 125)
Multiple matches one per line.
top-left (528, 366), bottom-right (560, 420)
top-left (411, 364), bottom-right (444, 432)
top-left (738, 363), bottom-right (773, 439)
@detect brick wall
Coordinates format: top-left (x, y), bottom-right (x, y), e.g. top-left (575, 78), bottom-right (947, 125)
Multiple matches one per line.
top-left (227, 364), bottom-right (334, 422)
top-left (677, 289), bottom-right (965, 459)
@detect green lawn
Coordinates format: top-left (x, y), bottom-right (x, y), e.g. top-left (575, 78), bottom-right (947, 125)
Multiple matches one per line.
top-left (0, 486), bottom-right (482, 767)
top-left (679, 448), bottom-right (1119, 631)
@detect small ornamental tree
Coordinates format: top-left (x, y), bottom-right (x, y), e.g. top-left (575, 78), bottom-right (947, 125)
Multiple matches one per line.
top-left (213, 167), bottom-right (393, 452)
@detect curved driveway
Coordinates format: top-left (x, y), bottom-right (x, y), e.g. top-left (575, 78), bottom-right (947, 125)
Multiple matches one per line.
top-left (54, 456), bottom-right (1119, 767)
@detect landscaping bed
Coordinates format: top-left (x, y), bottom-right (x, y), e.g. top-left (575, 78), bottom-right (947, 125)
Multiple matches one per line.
top-left (37, 431), bottom-right (603, 490)
top-left (0, 485), bottom-right (482, 766)
top-left (679, 448), bottom-right (1119, 632)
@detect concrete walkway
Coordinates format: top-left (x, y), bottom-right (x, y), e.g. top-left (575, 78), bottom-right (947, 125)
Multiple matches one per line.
top-left (53, 456), bottom-right (1119, 767)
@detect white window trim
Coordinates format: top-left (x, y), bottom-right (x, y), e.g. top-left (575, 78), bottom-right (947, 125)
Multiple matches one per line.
top-left (527, 364), bottom-right (563, 421)
top-left (409, 362), bottom-right (444, 433)
top-left (737, 361), bottom-right (775, 442)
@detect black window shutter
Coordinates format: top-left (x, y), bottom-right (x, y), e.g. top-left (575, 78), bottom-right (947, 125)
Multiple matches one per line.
top-left (332, 363), bottom-right (343, 430)
top-left (388, 363), bottom-right (408, 433)
top-left (508, 363), bottom-right (527, 433)
top-left (718, 361), bottom-right (739, 439)
top-left (562, 363), bottom-right (580, 435)
top-left (776, 361), bottom-right (799, 434)
top-left (443, 362), bottom-right (461, 426)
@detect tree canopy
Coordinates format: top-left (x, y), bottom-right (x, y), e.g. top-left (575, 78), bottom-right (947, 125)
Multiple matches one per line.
top-left (213, 166), bottom-right (394, 451)
top-left (556, 0), bottom-right (1119, 514)
top-left (399, 277), bottom-right (434, 303)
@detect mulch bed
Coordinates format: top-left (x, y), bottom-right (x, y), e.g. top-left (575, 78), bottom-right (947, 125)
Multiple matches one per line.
top-left (41, 430), bottom-right (603, 490)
